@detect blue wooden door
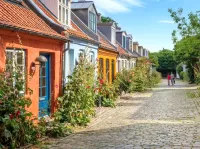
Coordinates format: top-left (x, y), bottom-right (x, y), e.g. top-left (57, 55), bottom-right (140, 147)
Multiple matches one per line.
top-left (39, 54), bottom-right (50, 117)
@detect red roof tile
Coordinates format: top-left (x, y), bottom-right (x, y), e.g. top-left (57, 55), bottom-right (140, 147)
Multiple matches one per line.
top-left (0, 0), bottom-right (65, 40)
top-left (33, 0), bottom-right (60, 24)
top-left (97, 30), bottom-right (117, 52)
top-left (65, 21), bottom-right (97, 43)
top-left (33, 0), bottom-right (98, 43)
top-left (116, 42), bottom-right (129, 56)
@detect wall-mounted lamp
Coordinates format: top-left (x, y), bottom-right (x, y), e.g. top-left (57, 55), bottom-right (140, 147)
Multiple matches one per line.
top-left (30, 55), bottom-right (48, 75)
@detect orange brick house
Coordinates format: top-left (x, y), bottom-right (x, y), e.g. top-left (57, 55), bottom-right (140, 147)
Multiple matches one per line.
top-left (0, 0), bottom-right (67, 118)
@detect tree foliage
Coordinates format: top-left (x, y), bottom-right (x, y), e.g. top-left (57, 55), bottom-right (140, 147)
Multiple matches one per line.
top-left (101, 16), bottom-right (115, 23)
top-left (149, 52), bottom-right (159, 67)
top-left (157, 49), bottom-right (176, 70)
top-left (168, 8), bottom-right (200, 82)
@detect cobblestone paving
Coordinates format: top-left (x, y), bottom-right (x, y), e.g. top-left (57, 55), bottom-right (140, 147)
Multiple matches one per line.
top-left (49, 80), bottom-right (200, 149)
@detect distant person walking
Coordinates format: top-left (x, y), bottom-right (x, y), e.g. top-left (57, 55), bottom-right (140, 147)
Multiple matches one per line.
top-left (171, 73), bottom-right (175, 86)
top-left (167, 73), bottom-right (171, 86)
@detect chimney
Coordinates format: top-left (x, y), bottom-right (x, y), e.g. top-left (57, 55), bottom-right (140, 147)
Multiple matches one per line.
top-left (97, 13), bottom-right (102, 23)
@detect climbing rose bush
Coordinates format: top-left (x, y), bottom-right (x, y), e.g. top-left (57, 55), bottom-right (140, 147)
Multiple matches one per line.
top-left (0, 64), bottom-right (39, 148)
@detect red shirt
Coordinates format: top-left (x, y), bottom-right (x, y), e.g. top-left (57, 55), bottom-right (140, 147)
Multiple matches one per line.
top-left (167, 75), bottom-right (171, 80)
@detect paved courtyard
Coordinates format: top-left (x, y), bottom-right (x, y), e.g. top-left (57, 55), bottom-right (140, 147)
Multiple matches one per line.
top-left (49, 80), bottom-right (200, 149)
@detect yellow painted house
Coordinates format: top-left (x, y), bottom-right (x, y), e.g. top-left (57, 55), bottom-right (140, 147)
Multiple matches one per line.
top-left (97, 30), bottom-right (118, 83)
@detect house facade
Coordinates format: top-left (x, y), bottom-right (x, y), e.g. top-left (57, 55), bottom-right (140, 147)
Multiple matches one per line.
top-left (116, 29), bottom-right (138, 72)
top-left (40, 0), bottom-right (99, 83)
top-left (0, 0), bottom-right (67, 118)
top-left (125, 34), bottom-right (139, 68)
top-left (97, 21), bottom-right (118, 83)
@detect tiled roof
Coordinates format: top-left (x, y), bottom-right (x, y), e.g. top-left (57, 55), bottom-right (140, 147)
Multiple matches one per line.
top-left (65, 21), bottom-right (97, 43)
top-left (116, 42), bottom-right (129, 56)
top-left (33, 0), bottom-right (98, 43)
top-left (0, 0), bottom-right (65, 40)
top-left (33, 0), bottom-right (59, 24)
top-left (71, 11), bottom-right (99, 42)
top-left (97, 30), bottom-right (117, 52)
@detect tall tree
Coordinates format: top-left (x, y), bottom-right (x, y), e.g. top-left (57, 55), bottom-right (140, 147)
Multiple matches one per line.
top-left (157, 49), bottom-right (176, 71)
top-left (168, 8), bottom-right (200, 82)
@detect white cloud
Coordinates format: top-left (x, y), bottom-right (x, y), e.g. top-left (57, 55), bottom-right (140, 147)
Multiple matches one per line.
top-left (89, 0), bottom-right (144, 14)
top-left (159, 20), bottom-right (175, 24)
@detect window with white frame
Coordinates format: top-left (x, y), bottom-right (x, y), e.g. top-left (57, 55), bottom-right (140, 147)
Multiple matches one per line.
top-left (129, 40), bottom-right (132, 51)
top-left (78, 49), bottom-right (84, 58)
top-left (122, 35), bottom-right (126, 48)
top-left (6, 49), bottom-right (25, 89)
top-left (89, 11), bottom-right (96, 32)
top-left (89, 51), bottom-right (94, 63)
top-left (6, 49), bottom-right (25, 74)
top-left (58, 0), bottom-right (69, 25)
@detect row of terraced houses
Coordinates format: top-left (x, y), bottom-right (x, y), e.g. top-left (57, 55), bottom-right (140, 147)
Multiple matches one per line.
top-left (0, 0), bottom-right (150, 118)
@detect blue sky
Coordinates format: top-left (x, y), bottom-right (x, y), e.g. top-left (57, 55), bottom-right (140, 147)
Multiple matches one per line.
top-left (89, 0), bottom-right (200, 52)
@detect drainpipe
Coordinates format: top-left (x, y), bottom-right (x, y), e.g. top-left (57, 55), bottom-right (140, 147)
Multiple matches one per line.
top-left (62, 40), bottom-right (71, 93)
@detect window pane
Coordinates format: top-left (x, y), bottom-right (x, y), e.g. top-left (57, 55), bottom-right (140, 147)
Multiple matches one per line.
top-left (42, 88), bottom-right (46, 96)
top-left (112, 60), bottom-right (115, 82)
top-left (106, 59), bottom-right (110, 82)
top-left (66, 0), bottom-right (68, 6)
top-left (59, 5), bottom-right (61, 22)
top-left (62, 7), bottom-right (65, 24)
top-left (17, 52), bottom-right (23, 65)
top-left (99, 58), bottom-right (104, 78)
top-left (62, 0), bottom-right (65, 4)
top-left (42, 77), bottom-right (46, 87)
top-left (6, 51), bottom-right (13, 64)
top-left (42, 67), bottom-right (46, 76)
top-left (66, 9), bottom-right (68, 25)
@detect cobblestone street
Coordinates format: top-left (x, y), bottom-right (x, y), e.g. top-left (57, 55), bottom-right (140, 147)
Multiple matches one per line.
top-left (49, 80), bottom-right (200, 149)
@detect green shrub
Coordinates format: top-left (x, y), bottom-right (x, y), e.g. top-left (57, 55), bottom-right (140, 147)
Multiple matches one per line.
top-left (182, 72), bottom-right (189, 82)
top-left (114, 69), bottom-right (134, 94)
top-left (130, 58), bottom-right (153, 92)
top-left (176, 63), bottom-right (183, 76)
top-left (149, 71), bottom-right (162, 87)
top-left (180, 71), bottom-right (184, 80)
top-left (195, 72), bottom-right (200, 84)
top-left (55, 50), bottom-right (96, 126)
top-left (95, 79), bottom-right (117, 108)
top-left (114, 58), bottom-right (160, 93)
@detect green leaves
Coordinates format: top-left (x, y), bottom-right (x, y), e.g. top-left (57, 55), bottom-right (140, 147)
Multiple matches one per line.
top-left (55, 50), bottom-right (96, 126)
top-left (0, 62), bottom-right (39, 148)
